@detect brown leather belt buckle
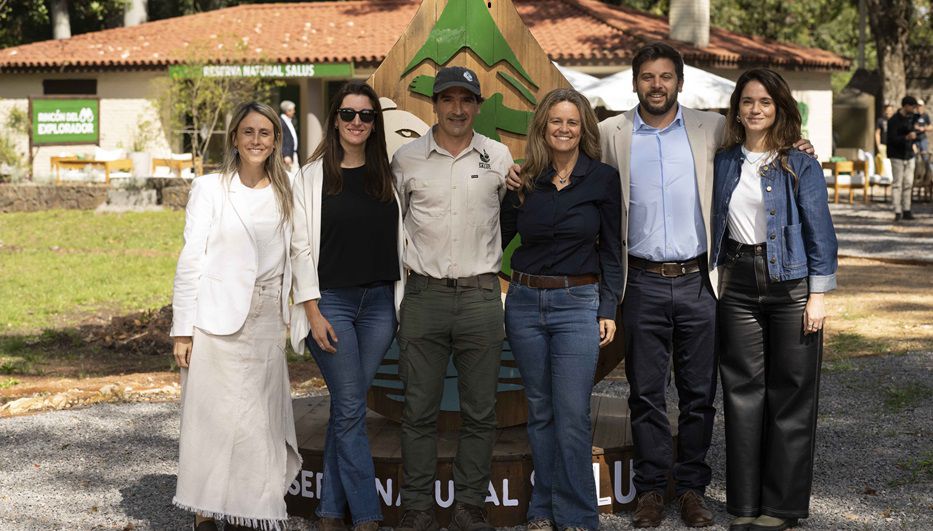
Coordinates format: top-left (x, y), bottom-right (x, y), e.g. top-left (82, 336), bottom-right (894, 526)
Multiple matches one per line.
top-left (660, 263), bottom-right (688, 277)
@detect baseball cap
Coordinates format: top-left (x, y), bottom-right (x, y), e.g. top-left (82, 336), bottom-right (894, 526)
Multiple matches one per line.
top-left (902, 95), bottom-right (918, 106)
top-left (917, 98), bottom-right (925, 106)
top-left (433, 66), bottom-right (482, 98)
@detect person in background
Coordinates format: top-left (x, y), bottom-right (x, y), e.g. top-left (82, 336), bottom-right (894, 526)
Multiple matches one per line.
top-left (171, 101), bottom-right (300, 531)
top-left (500, 87), bottom-right (622, 531)
top-left (712, 68), bottom-right (837, 531)
top-left (290, 82), bottom-right (404, 531)
top-left (914, 99), bottom-right (930, 154)
top-left (887, 96), bottom-right (919, 221)
top-left (281, 100), bottom-right (299, 173)
top-left (874, 103), bottom-right (894, 157)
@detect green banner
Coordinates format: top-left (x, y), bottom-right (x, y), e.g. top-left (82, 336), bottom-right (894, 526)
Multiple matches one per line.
top-left (31, 98), bottom-right (100, 145)
top-left (169, 63), bottom-right (354, 79)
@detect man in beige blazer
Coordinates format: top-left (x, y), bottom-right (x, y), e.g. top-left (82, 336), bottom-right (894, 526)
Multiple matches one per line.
top-left (597, 43), bottom-right (722, 529)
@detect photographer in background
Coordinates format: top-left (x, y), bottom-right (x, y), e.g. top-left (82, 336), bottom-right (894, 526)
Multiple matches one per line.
top-left (887, 96), bottom-right (919, 222)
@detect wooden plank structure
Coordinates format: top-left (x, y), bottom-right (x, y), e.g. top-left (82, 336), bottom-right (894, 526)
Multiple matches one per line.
top-left (286, 394), bottom-right (673, 527)
top-left (364, 0), bottom-right (625, 431)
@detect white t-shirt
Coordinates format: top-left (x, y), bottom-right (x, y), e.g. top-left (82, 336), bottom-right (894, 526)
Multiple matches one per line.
top-left (232, 176), bottom-right (285, 281)
top-left (727, 147), bottom-right (773, 245)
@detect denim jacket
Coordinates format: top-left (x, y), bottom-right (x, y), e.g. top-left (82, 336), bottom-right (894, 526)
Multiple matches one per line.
top-left (711, 145), bottom-right (838, 292)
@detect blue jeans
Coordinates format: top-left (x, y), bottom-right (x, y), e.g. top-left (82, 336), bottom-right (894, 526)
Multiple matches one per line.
top-left (504, 282), bottom-right (600, 530)
top-left (306, 283), bottom-right (397, 524)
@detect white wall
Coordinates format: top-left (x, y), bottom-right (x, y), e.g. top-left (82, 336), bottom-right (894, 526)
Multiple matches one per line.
top-left (0, 71), bottom-right (171, 180)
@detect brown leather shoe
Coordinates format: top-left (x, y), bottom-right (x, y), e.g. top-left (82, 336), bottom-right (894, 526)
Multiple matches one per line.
top-left (679, 490), bottom-right (714, 527)
top-left (632, 490), bottom-right (665, 528)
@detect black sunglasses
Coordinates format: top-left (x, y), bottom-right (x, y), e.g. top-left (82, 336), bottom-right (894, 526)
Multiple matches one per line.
top-left (337, 108), bottom-right (377, 123)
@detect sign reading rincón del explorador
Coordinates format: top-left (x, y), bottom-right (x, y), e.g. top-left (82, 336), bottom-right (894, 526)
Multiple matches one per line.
top-left (30, 97), bottom-right (100, 146)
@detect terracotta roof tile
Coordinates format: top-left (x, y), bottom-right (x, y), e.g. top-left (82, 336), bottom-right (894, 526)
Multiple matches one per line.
top-left (0, 0), bottom-right (849, 72)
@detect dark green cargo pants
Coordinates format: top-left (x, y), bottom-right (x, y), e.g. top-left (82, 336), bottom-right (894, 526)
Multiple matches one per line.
top-left (398, 273), bottom-right (504, 510)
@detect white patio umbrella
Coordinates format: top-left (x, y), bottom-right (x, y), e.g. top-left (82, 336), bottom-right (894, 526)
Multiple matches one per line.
top-left (553, 62), bottom-right (599, 92)
top-left (582, 64), bottom-right (736, 111)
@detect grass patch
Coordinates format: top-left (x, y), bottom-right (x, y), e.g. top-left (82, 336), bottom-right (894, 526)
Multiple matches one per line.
top-left (0, 377), bottom-right (19, 389)
top-left (826, 332), bottom-right (891, 357)
top-left (892, 450), bottom-right (933, 486)
top-left (0, 209), bottom-right (184, 333)
top-left (883, 382), bottom-right (931, 413)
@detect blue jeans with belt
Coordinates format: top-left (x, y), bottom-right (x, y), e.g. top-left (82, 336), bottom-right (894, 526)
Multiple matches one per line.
top-left (505, 281), bottom-right (600, 530)
top-left (305, 283), bottom-right (396, 524)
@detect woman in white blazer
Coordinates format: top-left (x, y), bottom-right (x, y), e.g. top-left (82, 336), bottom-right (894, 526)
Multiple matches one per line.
top-left (290, 82), bottom-right (405, 531)
top-left (171, 101), bottom-right (301, 531)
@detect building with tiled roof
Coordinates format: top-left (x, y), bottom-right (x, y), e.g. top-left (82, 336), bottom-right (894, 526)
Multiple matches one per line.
top-left (0, 0), bottom-right (848, 178)
top-left (0, 0), bottom-right (848, 72)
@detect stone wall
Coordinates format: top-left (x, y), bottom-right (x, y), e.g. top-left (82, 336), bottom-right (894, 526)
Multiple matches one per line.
top-left (0, 183), bottom-right (109, 213)
top-left (0, 181), bottom-right (191, 213)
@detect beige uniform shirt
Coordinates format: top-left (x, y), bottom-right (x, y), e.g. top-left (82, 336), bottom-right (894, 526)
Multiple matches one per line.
top-left (392, 128), bottom-right (512, 279)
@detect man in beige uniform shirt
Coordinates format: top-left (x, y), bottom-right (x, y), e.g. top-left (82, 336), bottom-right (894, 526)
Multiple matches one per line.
top-left (391, 67), bottom-right (512, 531)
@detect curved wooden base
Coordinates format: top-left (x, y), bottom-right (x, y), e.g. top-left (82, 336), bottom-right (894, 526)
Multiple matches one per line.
top-left (286, 395), bottom-right (646, 527)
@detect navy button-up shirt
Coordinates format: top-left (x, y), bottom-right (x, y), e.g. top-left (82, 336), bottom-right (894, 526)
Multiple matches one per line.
top-left (501, 153), bottom-right (623, 318)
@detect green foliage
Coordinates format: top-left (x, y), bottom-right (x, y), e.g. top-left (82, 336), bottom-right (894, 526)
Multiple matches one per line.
top-left (131, 117), bottom-right (159, 152)
top-left (0, 105), bottom-right (29, 176)
top-left (0, 210), bottom-right (184, 333)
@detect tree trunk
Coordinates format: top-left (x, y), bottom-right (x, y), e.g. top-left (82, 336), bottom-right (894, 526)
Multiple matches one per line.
top-left (51, 0), bottom-right (71, 40)
top-left (866, 0), bottom-right (912, 107)
top-left (124, 0), bottom-right (148, 27)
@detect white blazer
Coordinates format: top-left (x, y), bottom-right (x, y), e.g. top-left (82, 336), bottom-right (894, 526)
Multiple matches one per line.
top-left (289, 159), bottom-right (406, 354)
top-left (171, 173), bottom-right (293, 337)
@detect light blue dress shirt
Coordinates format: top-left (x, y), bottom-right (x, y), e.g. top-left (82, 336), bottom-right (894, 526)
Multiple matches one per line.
top-left (628, 106), bottom-right (707, 262)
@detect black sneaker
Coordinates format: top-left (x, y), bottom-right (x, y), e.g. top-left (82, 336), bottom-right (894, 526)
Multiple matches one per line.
top-left (448, 502), bottom-right (493, 531)
top-left (903, 210), bottom-right (915, 220)
top-left (396, 509), bottom-right (439, 531)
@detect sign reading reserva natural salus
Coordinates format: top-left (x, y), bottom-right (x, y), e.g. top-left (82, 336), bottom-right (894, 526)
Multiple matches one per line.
top-left (30, 97), bottom-right (100, 146)
top-left (168, 63), bottom-right (354, 79)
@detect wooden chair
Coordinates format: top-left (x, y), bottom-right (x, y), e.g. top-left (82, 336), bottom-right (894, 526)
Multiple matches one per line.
top-left (822, 160), bottom-right (867, 204)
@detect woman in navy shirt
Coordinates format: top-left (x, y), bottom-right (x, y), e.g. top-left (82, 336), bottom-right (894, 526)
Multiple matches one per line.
top-left (501, 88), bottom-right (622, 531)
top-left (711, 69), bottom-right (837, 531)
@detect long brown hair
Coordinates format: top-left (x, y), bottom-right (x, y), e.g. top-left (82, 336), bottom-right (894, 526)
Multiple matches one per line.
top-left (309, 82), bottom-right (394, 201)
top-left (220, 101), bottom-right (292, 223)
top-left (519, 88), bottom-right (601, 203)
top-left (723, 68), bottom-right (802, 183)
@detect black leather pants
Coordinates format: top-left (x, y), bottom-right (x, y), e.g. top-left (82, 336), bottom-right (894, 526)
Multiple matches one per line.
top-left (718, 240), bottom-right (822, 519)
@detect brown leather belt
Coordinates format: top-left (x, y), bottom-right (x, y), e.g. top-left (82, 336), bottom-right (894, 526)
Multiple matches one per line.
top-left (511, 271), bottom-right (598, 289)
top-left (410, 272), bottom-right (498, 289)
top-left (628, 254), bottom-right (704, 278)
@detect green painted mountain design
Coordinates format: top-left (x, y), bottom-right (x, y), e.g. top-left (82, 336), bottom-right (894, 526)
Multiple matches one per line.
top-left (403, 0), bottom-right (537, 89)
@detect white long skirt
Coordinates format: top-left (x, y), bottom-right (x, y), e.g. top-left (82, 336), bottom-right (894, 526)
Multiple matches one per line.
top-left (174, 278), bottom-right (302, 530)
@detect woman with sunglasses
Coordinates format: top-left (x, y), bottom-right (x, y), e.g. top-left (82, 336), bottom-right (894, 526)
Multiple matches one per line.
top-left (290, 82), bottom-right (404, 531)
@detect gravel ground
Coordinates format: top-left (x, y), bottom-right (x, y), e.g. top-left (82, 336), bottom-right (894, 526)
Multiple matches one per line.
top-left (0, 353), bottom-right (929, 530)
top-left (829, 201), bottom-right (933, 263)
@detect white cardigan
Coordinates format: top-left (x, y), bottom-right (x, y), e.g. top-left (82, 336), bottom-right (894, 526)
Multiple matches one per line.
top-left (289, 159), bottom-right (406, 354)
top-left (171, 173), bottom-right (293, 337)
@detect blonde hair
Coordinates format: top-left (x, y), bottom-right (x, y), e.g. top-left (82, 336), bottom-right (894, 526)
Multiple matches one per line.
top-left (220, 101), bottom-right (293, 224)
top-left (519, 88), bottom-right (601, 202)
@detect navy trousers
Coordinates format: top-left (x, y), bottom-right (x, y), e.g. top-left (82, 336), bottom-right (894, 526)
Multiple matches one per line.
top-left (622, 265), bottom-right (718, 496)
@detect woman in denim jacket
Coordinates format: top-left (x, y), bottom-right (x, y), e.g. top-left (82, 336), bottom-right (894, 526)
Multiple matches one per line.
top-left (711, 69), bottom-right (837, 531)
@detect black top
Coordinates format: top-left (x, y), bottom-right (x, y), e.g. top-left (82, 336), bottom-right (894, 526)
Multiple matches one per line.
top-left (318, 165), bottom-right (400, 289)
top-left (500, 153), bottom-right (623, 318)
top-left (875, 117), bottom-right (888, 146)
top-left (887, 111), bottom-right (916, 160)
